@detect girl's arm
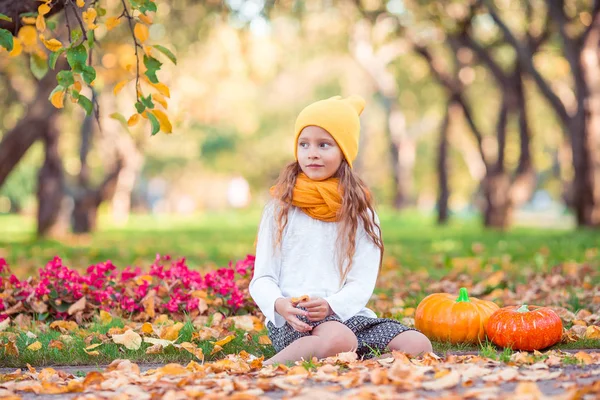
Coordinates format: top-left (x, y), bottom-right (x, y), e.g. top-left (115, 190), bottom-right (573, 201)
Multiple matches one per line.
top-left (323, 222), bottom-right (381, 321)
top-left (249, 202), bottom-right (287, 328)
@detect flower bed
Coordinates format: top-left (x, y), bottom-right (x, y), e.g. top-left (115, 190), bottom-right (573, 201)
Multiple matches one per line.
top-left (0, 255), bottom-right (257, 322)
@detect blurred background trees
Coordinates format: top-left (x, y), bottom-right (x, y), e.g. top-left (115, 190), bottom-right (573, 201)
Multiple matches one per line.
top-left (1, 0), bottom-right (599, 236)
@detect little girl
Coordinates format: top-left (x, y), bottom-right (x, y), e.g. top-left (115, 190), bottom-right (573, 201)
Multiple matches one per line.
top-left (249, 95), bottom-right (432, 365)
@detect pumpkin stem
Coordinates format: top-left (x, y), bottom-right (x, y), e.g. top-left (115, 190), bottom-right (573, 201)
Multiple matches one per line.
top-left (517, 304), bottom-right (529, 312)
top-left (456, 287), bottom-right (470, 303)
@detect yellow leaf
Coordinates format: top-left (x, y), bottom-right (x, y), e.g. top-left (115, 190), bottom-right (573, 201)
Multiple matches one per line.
top-left (50, 321), bottom-right (78, 332)
top-left (106, 16), bottom-right (121, 31)
top-left (84, 348), bottom-right (100, 356)
top-left (180, 342), bottom-right (204, 361)
top-left (28, 341), bottom-right (42, 351)
top-left (38, 3), bottom-right (51, 16)
top-left (585, 325), bottom-right (600, 339)
top-left (111, 329), bottom-right (142, 350)
top-left (9, 38), bottom-right (23, 57)
top-left (160, 322), bottom-right (183, 341)
top-left (143, 45), bottom-right (153, 57)
top-left (99, 310), bottom-right (112, 324)
top-left (141, 322), bottom-right (154, 335)
top-left (73, 81), bottom-right (82, 92)
top-left (138, 13), bottom-right (153, 24)
top-left (82, 8), bottom-right (98, 30)
top-left (127, 114), bottom-right (140, 127)
top-left (50, 89), bottom-right (65, 109)
top-left (210, 344), bottom-right (223, 355)
top-left (150, 81), bottom-right (170, 98)
top-left (85, 343), bottom-right (102, 351)
top-left (134, 23), bottom-right (149, 43)
top-left (22, 16), bottom-right (36, 25)
top-left (213, 334), bottom-right (235, 347)
top-left (41, 37), bottom-right (62, 52)
top-left (151, 93), bottom-right (167, 109)
top-left (150, 109), bottom-right (172, 134)
top-left (113, 80), bottom-right (128, 95)
top-left (18, 25), bottom-right (38, 52)
top-left (76, 0), bottom-right (85, 8)
top-left (36, 15), bottom-right (46, 32)
top-left (258, 335), bottom-right (272, 345)
top-left (157, 364), bottom-right (189, 376)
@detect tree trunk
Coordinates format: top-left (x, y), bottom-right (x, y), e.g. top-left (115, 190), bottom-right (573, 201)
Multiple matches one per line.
top-left (0, 0), bottom-right (64, 33)
top-left (573, 17), bottom-right (600, 226)
top-left (37, 122), bottom-right (67, 237)
top-left (380, 95), bottom-right (413, 209)
top-left (483, 171), bottom-right (512, 228)
top-left (349, 21), bottom-right (414, 209)
top-left (0, 59), bottom-right (67, 188)
top-left (71, 101), bottom-right (123, 233)
top-left (437, 100), bottom-right (453, 224)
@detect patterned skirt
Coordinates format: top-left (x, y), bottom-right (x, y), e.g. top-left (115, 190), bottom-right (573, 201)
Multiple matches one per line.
top-left (267, 312), bottom-right (416, 359)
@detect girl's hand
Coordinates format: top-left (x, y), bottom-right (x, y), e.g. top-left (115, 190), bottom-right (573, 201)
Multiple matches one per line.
top-left (297, 297), bottom-right (332, 322)
top-left (275, 298), bottom-right (312, 332)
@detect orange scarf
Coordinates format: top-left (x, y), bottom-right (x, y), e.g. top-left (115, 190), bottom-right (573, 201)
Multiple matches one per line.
top-left (270, 173), bottom-right (342, 222)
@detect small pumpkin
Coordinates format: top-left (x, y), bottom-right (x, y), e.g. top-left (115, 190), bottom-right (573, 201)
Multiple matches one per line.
top-left (415, 287), bottom-right (499, 344)
top-left (486, 305), bottom-right (563, 351)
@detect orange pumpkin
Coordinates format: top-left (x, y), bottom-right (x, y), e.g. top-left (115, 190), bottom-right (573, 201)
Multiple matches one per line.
top-left (415, 287), bottom-right (499, 344)
top-left (486, 305), bottom-right (563, 351)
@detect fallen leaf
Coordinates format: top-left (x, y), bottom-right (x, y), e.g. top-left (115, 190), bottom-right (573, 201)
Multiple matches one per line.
top-left (231, 315), bottom-right (255, 331)
top-left (99, 310), bottom-right (112, 324)
top-left (112, 329), bottom-right (142, 350)
top-left (157, 363), bottom-right (190, 377)
top-left (160, 322), bottom-right (184, 341)
top-left (144, 337), bottom-right (175, 347)
top-left (585, 325), bottom-right (600, 339)
top-left (213, 334), bottom-right (236, 347)
top-left (4, 341), bottom-right (18, 356)
top-left (141, 322), bottom-right (154, 335)
top-left (27, 341), bottom-right (42, 351)
top-left (422, 369), bottom-right (460, 390)
top-left (180, 342), bottom-right (204, 360)
top-left (68, 297), bottom-right (86, 315)
top-left (575, 351), bottom-right (593, 365)
top-left (48, 340), bottom-right (64, 350)
top-left (211, 344), bottom-right (223, 355)
top-left (145, 344), bottom-right (163, 354)
top-left (0, 318), bottom-right (10, 332)
top-left (49, 321), bottom-right (78, 332)
top-left (258, 335), bottom-right (272, 345)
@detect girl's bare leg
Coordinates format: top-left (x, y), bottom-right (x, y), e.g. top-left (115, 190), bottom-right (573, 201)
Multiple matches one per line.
top-left (264, 321), bottom-right (358, 365)
top-left (378, 330), bottom-right (432, 358)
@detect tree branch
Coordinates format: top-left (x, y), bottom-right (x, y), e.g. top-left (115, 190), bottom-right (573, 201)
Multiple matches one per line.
top-left (483, 0), bottom-right (571, 126)
top-left (121, 0), bottom-right (141, 101)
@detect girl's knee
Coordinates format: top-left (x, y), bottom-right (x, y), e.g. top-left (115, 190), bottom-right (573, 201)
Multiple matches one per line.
top-left (324, 331), bottom-right (358, 355)
top-left (388, 330), bottom-right (432, 356)
top-left (313, 322), bottom-right (358, 357)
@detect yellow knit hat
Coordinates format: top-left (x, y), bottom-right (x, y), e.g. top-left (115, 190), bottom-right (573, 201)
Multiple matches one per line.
top-left (294, 95), bottom-right (366, 169)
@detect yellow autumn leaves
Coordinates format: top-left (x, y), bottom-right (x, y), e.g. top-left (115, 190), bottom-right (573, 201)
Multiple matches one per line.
top-left (134, 23), bottom-right (149, 43)
top-left (0, 0), bottom-right (175, 136)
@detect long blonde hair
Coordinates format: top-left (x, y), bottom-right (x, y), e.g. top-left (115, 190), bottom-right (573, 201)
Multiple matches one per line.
top-left (270, 160), bottom-right (384, 285)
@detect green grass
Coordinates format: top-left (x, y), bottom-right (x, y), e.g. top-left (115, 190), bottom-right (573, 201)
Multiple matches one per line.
top-left (0, 316), bottom-right (277, 368)
top-left (1, 208), bottom-right (599, 366)
top-left (1, 207), bottom-right (598, 281)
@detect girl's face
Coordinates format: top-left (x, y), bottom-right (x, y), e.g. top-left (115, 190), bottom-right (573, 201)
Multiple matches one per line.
top-left (297, 126), bottom-right (344, 181)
